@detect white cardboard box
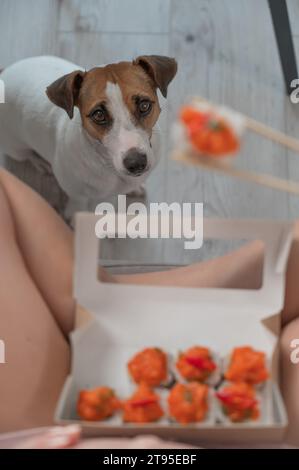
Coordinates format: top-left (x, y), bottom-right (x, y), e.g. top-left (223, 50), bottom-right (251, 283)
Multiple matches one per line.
top-left (55, 213), bottom-right (293, 445)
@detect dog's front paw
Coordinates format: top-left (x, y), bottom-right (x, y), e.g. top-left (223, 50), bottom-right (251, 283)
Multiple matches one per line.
top-left (127, 184), bottom-right (146, 198)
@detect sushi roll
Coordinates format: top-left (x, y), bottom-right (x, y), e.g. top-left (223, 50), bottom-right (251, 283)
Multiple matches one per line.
top-left (175, 346), bottom-right (219, 384)
top-left (128, 347), bottom-right (170, 387)
top-left (224, 346), bottom-right (269, 385)
top-left (216, 382), bottom-right (260, 423)
top-left (122, 383), bottom-right (164, 423)
top-left (167, 382), bottom-right (209, 424)
top-left (77, 386), bottom-right (120, 421)
top-left (177, 102), bottom-right (243, 158)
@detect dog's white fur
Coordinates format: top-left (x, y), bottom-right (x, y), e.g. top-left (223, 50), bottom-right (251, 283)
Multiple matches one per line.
top-left (0, 56), bottom-right (160, 214)
top-left (103, 82), bottom-right (156, 177)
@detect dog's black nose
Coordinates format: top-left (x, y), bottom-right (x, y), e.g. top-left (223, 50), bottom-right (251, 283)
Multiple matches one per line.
top-left (123, 149), bottom-right (147, 175)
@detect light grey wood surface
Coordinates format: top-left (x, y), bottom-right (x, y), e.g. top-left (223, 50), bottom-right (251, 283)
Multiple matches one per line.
top-left (0, 0), bottom-right (299, 264)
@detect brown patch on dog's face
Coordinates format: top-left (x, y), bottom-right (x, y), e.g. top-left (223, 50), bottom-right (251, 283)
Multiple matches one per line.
top-left (76, 62), bottom-right (161, 141)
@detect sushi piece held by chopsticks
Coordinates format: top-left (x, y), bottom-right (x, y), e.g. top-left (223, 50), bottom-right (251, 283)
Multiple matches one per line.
top-left (172, 97), bottom-right (299, 196)
top-left (175, 97), bottom-right (299, 158)
top-left (176, 101), bottom-right (245, 158)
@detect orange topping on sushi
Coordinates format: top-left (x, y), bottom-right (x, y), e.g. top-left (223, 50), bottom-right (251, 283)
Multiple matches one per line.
top-left (225, 346), bottom-right (269, 385)
top-left (77, 386), bottom-right (120, 421)
top-left (123, 383), bottom-right (164, 423)
top-left (216, 382), bottom-right (260, 422)
top-left (176, 346), bottom-right (216, 382)
top-left (168, 382), bottom-right (209, 424)
top-left (180, 105), bottom-right (240, 157)
top-left (128, 347), bottom-right (168, 387)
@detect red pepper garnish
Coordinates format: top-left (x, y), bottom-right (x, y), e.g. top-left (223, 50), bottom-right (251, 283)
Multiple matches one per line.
top-left (130, 397), bottom-right (158, 407)
top-left (216, 391), bottom-right (257, 410)
top-left (185, 355), bottom-right (216, 372)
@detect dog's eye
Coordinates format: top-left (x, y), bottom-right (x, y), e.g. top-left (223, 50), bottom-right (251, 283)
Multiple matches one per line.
top-left (90, 108), bottom-right (108, 125)
top-left (138, 100), bottom-right (152, 116)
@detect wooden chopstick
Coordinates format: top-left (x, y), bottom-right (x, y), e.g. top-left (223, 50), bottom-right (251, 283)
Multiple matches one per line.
top-left (173, 150), bottom-right (299, 196)
top-left (173, 96), bottom-right (299, 195)
top-left (245, 116), bottom-right (299, 154)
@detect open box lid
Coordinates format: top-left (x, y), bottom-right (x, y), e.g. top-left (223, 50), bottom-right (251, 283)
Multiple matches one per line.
top-left (73, 213), bottom-right (293, 364)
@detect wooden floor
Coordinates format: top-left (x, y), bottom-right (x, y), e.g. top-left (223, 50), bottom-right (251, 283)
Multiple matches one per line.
top-left (1, 0), bottom-right (299, 265)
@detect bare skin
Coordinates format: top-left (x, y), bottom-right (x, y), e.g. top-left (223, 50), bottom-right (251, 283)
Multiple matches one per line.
top-left (0, 168), bottom-right (298, 444)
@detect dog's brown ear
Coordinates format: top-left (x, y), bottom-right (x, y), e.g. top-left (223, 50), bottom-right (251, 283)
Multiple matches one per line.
top-left (133, 55), bottom-right (177, 98)
top-left (46, 70), bottom-right (85, 119)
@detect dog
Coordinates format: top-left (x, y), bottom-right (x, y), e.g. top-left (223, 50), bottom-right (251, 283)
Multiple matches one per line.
top-left (0, 55), bottom-right (177, 216)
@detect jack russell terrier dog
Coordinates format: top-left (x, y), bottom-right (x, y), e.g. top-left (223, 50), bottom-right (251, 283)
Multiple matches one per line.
top-left (0, 55), bottom-right (177, 217)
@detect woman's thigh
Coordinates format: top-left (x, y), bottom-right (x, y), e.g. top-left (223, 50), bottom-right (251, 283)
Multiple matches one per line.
top-left (0, 182), bottom-right (70, 432)
top-left (0, 169), bottom-right (75, 336)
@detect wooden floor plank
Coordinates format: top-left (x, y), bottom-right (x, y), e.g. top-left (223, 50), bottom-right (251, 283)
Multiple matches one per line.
top-left (0, 0), bottom-right (59, 66)
top-left (58, 0), bottom-right (170, 34)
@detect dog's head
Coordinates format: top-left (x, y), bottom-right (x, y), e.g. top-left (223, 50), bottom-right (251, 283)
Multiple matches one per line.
top-left (46, 55), bottom-right (177, 180)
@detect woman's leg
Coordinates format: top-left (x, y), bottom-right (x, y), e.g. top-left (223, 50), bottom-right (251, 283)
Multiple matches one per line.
top-left (115, 240), bottom-right (264, 290)
top-left (0, 169), bottom-right (74, 336)
top-left (0, 168), bottom-right (115, 432)
top-left (0, 176), bottom-right (70, 432)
